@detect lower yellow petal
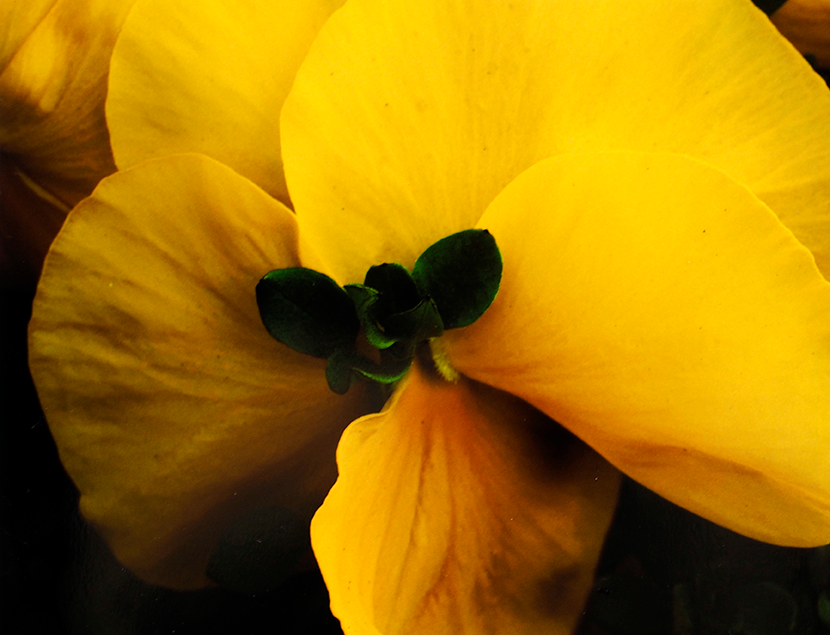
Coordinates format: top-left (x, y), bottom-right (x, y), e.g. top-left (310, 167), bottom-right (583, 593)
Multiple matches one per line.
top-left (0, 0), bottom-right (136, 206)
top-left (30, 154), bottom-right (371, 588)
top-left (312, 361), bottom-right (620, 635)
top-left (446, 151), bottom-right (830, 548)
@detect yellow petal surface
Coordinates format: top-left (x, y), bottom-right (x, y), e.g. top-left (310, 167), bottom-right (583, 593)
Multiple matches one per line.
top-left (107, 0), bottom-right (343, 206)
top-left (446, 151), bottom-right (830, 548)
top-left (0, 0), bottom-right (56, 71)
top-left (312, 362), bottom-right (621, 635)
top-left (29, 153), bottom-right (371, 588)
top-left (0, 0), bottom-right (136, 206)
top-left (281, 0), bottom-right (830, 284)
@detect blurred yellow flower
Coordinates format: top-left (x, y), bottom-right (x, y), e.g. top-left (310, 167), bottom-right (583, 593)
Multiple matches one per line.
top-left (0, 0), bottom-right (136, 285)
top-left (26, 0), bottom-right (830, 633)
top-left (773, 0), bottom-right (830, 67)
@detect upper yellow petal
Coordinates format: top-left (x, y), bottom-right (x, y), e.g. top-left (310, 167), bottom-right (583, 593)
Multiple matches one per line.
top-left (0, 0), bottom-right (136, 206)
top-left (107, 0), bottom-right (343, 206)
top-left (281, 0), bottom-right (830, 283)
top-left (312, 361), bottom-right (620, 635)
top-left (446, 151), bottom-right (830, 547)
top-left (29, 154), bottom-right (372, 588)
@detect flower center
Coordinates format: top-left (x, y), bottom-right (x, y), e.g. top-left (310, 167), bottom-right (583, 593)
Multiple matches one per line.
top-left (256, 229), bottom-right (501, 394)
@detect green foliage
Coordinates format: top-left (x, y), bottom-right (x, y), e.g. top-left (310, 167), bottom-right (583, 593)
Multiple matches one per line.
top-left (413, 229), bottom-right (502, 329)
top-left (326, 349), bottom-right (413, 395)
top-left (257, 229), bottom-right (502, 393)
top-left (256, 268), bottom-right (359, 358)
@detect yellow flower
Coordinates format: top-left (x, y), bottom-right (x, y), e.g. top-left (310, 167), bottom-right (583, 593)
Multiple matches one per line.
top-left (0, 0), bottom-right (136, 285)
top-left (27, 0), bottom-right (830, 633)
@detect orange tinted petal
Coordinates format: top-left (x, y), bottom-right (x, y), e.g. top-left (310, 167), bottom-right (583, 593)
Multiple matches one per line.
top-left (447, 151), bottom-right (830, 547)
top-left (30, 154), bottom-right (371, 588)
top-left (312, 362), bottom-right (620, 635)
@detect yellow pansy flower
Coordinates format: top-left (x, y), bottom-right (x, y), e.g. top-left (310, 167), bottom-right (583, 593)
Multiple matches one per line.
top-left (0, 0), bottom-right (136, 285)
top-left (27, 0), bottom-right (830, 633)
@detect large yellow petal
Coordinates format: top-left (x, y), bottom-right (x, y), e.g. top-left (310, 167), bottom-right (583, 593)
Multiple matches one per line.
top-left (107, 0), bottom-right (343, 206)
top-left (29, 153), bottom-right (371, 589)
top-left (445, 151), bottom-right (830, 548)
top-left (0, 0), bottom-right (136, 206)
top-left (281, 0), bottom-right (830, 284)
top-left (312, 361), bottom-right (621, 635)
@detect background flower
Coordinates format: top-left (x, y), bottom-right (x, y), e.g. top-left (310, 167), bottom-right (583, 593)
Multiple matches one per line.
top-left (772, 0), bottom-right (830, 68)
top-left (0, 0), bottom-right (136, 286)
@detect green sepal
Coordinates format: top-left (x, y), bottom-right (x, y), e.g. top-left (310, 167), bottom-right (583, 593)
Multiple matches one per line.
top-left (256, 268), bottom-right (359, 358)
top-left (381, 297), bottom-right (444, 342)
top-left (381, 339), bottom-right (419, 362)
top-left (346, 281), bottom-right (444, 350)
top-left (363, 263), bottom-right (420, 314)
top-left (343, 284), bottom-right (379, 316)
top-left (363, 262), bottom-right (423, 341)
top-left (326, 348), bottom-right (412, 394)
top-left (350, 353), bottom-right (411, 384)
top-left (344, 284), bottom-right (397, 350)
top-left (325, 350), bottom-right (355, 395)
top-left (413, 229), bottom-right (502, 329)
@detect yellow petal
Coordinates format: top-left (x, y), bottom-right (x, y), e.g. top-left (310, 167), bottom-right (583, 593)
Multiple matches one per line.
top-left (0, 0), bottom-right (56, 72)
top-left (107, 0), bottom-right (343, 206)
top-left (0, 0), bottom-right (136, 206)
top-left (29, 153), bottom-right (371, 588)
top-left (446, 151), bottom-right (830, 548)
top-left (773, 0), bottom-right (830, 67)
top-left (312, 362), bottom-right (621, 635)
top-left (281, 0), bottom-right (830, 284)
